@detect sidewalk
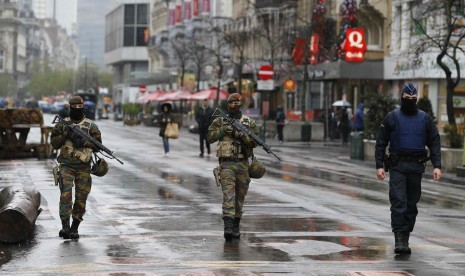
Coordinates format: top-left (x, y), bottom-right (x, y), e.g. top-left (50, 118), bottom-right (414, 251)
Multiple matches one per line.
top-left (265, 138), bottom-right (464, 187)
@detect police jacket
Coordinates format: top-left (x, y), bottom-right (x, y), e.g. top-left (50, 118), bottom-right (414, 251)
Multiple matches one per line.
top-left (375, 108), bottom-right (441, 169)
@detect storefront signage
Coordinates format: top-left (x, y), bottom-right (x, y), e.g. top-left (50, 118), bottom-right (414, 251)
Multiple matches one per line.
top-left (385, 52), bottom-right (465, 79)
top-left (257, 80), bottom-right (274, 91)
top-left (342, 28), bottom-right (367, 63)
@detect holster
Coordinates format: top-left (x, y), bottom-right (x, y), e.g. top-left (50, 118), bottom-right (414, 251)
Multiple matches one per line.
top-left (213, 166), bottom-right (221, 187)
top-left (384, 154), bottom-right (392, 172)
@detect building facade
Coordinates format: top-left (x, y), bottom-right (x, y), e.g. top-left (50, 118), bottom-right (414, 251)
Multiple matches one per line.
top-left (104, 0), bottom-right (150, 106)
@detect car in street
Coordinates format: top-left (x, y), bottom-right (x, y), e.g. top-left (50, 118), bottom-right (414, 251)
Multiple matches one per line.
top-left (38, 100), bottom-right (52, 113)
top-left (51, 101), bottom-right (67, 114)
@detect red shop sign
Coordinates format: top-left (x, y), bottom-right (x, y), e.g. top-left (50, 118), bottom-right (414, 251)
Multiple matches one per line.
top-left (342, 28), bottom-right (367, 63)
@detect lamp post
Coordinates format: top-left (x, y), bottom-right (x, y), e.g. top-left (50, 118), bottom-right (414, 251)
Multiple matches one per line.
top-left (215, 55), bottom-right (223, 108)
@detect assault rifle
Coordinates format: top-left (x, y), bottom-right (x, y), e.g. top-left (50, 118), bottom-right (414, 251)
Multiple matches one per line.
top-left (212, 108), bottom-right (281, 160)
top-left (52, 116), bottom-right (124, 164)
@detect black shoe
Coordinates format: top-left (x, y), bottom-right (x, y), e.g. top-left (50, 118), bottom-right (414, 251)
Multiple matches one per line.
top-left (223, 217), bottom-right (234, 241)
top-left (69, 219), bottom-right (81, 239)
top-left (394, 232), bottom-right (411, 254)
top-left (59, 219), bottom-right (71, 239)
top-left (199, 153), bottom-right (204, 158)
top-left (232, 217), bottom-right (241, 239)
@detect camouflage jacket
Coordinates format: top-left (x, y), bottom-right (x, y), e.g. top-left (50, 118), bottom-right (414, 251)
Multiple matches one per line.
top-left (51, 117), bottom-right (102, 165)
top-left (208, 114), bottom-right (258, 158)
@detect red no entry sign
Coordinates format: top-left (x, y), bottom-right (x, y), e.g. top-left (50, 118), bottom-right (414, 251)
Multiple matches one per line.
top-left (258, 65), bottom-right (274, 80)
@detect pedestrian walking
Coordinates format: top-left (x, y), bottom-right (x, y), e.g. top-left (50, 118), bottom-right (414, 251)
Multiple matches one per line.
top-left (276, 106), bottom-right (285, 143)
top-left (375, 82), bottom-right (441, 255)
top-left (159, 102), bottom-right (174, 156)
top-left (208, 93), bottom-right (260, 241)
top-left (195, 99), bottom-right (213, 157)
top-left (338, 107), bottom-right (350, 144)
top-left (354, 102), bottom-right (364, 132)
top-left (50, 96), bottom-right (103, 239)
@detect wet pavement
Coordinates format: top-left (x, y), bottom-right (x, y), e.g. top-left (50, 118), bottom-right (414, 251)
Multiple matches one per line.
top-left (0, 114), bottom-right (464, 275)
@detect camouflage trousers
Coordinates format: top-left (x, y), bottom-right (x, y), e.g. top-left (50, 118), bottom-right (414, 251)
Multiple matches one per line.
top-left (59, 164), bottom-right (92, 222)
top-left (219, 160), bottom-right (250, 219)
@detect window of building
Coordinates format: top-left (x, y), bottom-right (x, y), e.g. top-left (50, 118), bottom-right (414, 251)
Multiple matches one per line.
top-left (123, 4), bottom-right (148, 47)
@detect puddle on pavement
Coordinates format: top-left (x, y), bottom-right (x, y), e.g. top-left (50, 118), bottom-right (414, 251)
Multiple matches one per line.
top-left (244, 216), bottom-right (359, 232)
top-left (248, 235), bottom-right (386, 262)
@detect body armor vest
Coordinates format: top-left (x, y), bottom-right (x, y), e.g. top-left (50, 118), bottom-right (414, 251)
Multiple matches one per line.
top-left (216, 115), bottom-right (251, 158)
top-left (389, 109), bottom-right (426, 154)
top-left (59, 118), bottom-right (93, 163)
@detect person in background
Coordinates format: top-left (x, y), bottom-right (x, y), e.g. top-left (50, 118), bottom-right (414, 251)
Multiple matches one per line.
top-left (159, 103), bottom-right (174, 156)
top-left (59, 103), bottom-right (70, 118)
top-left (276, 106), bottom-right (286, 144)
top-left (354, 102), bottom-right (364, 132)
top-left (375, 82), bottom-right (441, 255)
top-left (195, 99), bottom-right (214, 157)
top-left (50, 96), bottom-right (102, 239)
top-left (338, 107), bottom-right (350, 145)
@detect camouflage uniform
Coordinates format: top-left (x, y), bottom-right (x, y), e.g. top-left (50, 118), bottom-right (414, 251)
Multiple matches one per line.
top-left (208, 93), bottom-right (258, 240)
top-left (50, 96), bottom-right (101, 239)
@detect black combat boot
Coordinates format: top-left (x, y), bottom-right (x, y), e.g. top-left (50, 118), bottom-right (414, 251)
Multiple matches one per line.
top-left (232, 217), bottom-right (241, 239)
top-left (223, 217), bottom-right (234, 241)
top-left (59, 218), bottom-right (71, 239)
top-left (394, 232), bottom-right (411, 254)
top-left (69, 219), bottom-right (81, 239)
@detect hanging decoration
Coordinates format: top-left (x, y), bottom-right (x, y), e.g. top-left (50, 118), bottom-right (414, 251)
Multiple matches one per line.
top-left (334, 0), bottom-right (358, 60)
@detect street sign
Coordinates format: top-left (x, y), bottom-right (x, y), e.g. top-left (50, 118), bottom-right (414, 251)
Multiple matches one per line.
top-left (257, 80), bottom-right (274, 90)
top-left (139, 85), bottom-right (147, 94)
top-left (258, 65), bottom-right (274, 80)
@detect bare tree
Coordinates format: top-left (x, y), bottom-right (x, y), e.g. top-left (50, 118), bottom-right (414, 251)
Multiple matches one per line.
top-left (171, 35), bottom-right (190, 88)
top-left (408, 0), bottom-right (465, 147)
top-left (188, 36), bottom-right (211, 92)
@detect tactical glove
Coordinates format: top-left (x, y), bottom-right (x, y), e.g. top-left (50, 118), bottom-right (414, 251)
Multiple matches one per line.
top-left (232, 129), bottom-right (243, 139)
top-left (224, 125), bottom-right (233, 135)
top-left (70, 133), bottom-right (86, 148)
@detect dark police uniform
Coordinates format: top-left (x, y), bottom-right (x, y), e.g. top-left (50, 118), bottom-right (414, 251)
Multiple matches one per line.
top-left (375, 84), bottom-right (441, 254)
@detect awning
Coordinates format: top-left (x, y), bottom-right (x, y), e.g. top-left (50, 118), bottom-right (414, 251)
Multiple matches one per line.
top-left (156, 89), bottom-right (193, 101)
top-left (188, 88), bottom-right (229, 101)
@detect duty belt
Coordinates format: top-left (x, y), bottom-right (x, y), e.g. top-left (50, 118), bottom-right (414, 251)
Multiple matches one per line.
top-left (219, 157), bottom-right (248, 163)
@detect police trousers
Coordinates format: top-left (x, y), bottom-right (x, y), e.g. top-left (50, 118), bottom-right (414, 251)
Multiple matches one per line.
top-left (219, 160), bottom-right (250, 219)
top-left (388, 161), bottom-right (424, 233)
top-left (59, 164), bottom-right (92, 222)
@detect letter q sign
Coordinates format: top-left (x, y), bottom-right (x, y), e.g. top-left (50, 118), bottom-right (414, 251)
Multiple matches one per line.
top-left (342, 28), bottom-right (367, 63)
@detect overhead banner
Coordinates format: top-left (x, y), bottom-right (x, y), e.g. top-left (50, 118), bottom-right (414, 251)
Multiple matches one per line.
top-left (202, 0), bottom-right (210, 15)
top-left (184, 0), bottom-right (192, 21)
top-left (193, 0), bottom-right (199, 17)
top-left (168, 2), bottom-right (175, 26)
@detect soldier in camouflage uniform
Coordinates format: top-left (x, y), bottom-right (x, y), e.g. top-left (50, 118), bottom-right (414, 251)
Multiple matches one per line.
top-left (208, 93), bottom-right (259, 241)
top-left (51, 96), bottom-right (102, 239)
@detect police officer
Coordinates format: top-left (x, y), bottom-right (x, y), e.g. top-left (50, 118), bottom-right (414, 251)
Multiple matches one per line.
top-left (51, 96), bottom-right (102, 239)
top-left (208, 93), bottom-right (259, 241)
top-left (375, 82), bottom-right (441, 255)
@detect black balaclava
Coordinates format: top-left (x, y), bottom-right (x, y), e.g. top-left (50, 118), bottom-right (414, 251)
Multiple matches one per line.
top-left (227, 93), bottom-right (243, 119)
top-left (401, 98), bottom-right (418, 115)
top-left (70, 107), bottom-right (84, 121)
top-left (400, 82), bottom-right (418, 115)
